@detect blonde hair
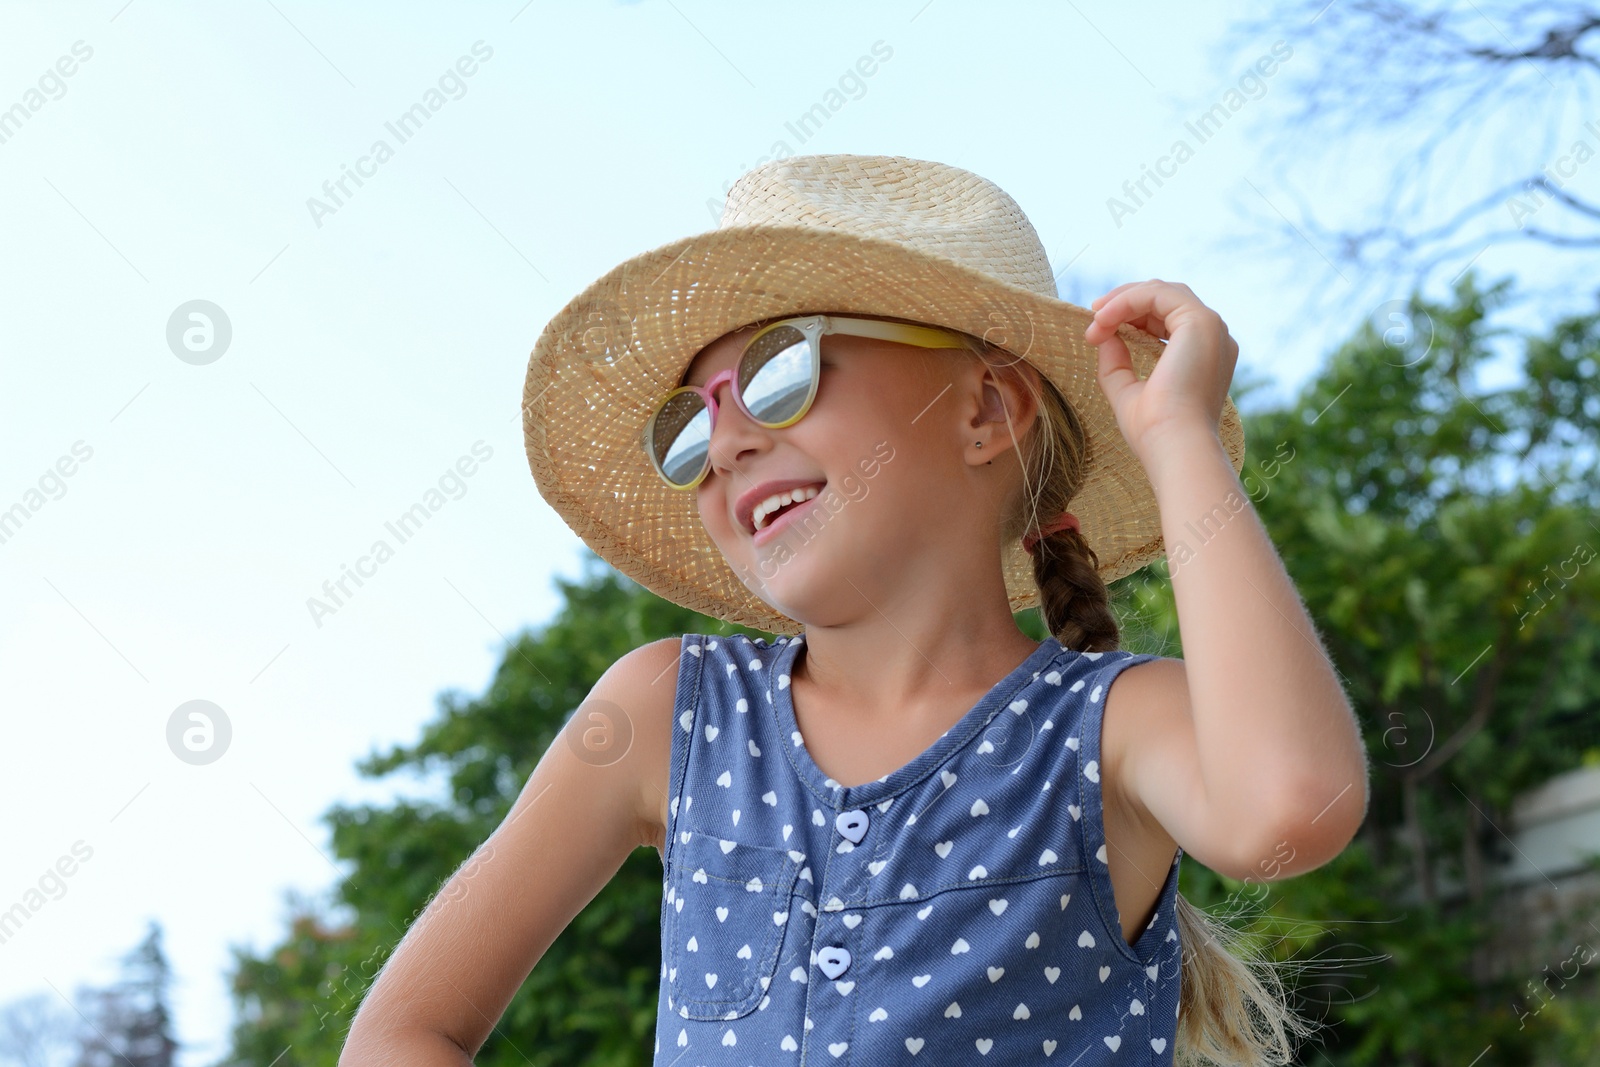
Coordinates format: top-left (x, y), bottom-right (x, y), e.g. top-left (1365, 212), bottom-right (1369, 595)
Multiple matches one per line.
top-left (956, 332), bottom-right (1319, 1066)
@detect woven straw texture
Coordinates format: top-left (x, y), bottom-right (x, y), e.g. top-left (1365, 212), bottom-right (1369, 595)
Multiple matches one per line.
top-left (522, 154), bottom-right (1246, 636)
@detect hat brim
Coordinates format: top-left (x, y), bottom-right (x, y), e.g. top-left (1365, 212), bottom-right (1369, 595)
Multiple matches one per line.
top-left (522, 224), bottom-right (1245, 636)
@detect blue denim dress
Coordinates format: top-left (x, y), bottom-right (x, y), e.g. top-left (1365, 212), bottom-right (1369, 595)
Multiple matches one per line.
top-left (654, 632), bottom-right (1184, 1065)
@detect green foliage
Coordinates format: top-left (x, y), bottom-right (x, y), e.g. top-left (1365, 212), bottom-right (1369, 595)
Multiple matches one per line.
top-left (217, 270), bottom-right (1600, 1066)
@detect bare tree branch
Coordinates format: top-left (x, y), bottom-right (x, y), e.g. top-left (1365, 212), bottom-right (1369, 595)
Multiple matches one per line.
top-left (1210, 0), bottom-right (1600, 313)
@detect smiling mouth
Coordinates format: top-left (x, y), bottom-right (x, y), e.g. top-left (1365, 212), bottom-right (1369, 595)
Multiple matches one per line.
top-left (752, 483), bottom-right (826, 536)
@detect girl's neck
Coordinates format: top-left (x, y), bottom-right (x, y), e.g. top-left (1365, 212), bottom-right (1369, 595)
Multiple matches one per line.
top-left (790, 614), bottom-right (1046, 736)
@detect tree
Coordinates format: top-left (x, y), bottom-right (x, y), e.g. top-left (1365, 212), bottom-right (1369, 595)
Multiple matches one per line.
top-left (1217, 2), bottom-right (1600, 328)
top-left (70, 921), bottom-right (181, 1067)
top-left (0, 992), bottom-right (78, 1067)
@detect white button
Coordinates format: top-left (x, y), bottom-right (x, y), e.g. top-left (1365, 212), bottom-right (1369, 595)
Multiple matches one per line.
top-left (818, 945), bottom-right (851, 978)
top-left (836, 809), bottom-right (869, 843)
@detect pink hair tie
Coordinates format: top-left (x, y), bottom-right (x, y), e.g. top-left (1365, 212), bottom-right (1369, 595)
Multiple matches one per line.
top-left (1022, 511), bottom-right (1079, 556)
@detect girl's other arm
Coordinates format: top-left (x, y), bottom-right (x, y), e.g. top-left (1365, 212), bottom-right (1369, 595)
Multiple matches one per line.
top-left (338, 637), bottom-right (682, 1064)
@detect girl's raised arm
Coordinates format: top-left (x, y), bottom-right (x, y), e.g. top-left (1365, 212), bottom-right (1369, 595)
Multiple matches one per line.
top-left (338, 637), bottom-right (681, 1065)
top-left (1086, 280), bottom-right (1369, 882)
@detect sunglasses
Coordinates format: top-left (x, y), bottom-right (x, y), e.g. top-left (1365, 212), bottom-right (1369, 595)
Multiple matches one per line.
top-left (641, 314), bottom-right (970, 490)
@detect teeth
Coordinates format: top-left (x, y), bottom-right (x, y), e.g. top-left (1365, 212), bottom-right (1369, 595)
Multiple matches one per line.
top-left (753, 484), bottom-right (823, 532)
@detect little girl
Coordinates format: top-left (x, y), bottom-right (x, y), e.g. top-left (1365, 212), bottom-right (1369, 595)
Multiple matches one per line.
top-left (339, 154), bottom-right (1368, 1066)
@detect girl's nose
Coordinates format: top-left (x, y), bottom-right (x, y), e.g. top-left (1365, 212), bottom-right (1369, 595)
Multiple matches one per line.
top-left (705, 379), bottom-right (773, 479)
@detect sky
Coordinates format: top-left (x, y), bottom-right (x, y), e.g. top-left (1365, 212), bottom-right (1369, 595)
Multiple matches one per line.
top-left (0, 1), bottom-right (1584, 1063)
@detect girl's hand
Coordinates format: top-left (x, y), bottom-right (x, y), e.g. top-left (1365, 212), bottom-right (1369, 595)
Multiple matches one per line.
top-left (1082, 280), bottom-right (1239, 470)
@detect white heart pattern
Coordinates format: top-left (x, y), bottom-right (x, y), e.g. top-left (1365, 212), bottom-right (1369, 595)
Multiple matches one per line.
top-left (658, 637), bottom-right (1179, 1055)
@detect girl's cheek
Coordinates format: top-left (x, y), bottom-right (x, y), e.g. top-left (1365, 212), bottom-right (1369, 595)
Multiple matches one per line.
top-left (697, 486), bottom-right (733, 540)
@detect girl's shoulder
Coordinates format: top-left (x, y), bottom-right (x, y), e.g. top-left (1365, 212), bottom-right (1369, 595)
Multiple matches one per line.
top-left (595, 636), bottom-right (696, 853)
top-left (599, 633), bottom-right (788, 843)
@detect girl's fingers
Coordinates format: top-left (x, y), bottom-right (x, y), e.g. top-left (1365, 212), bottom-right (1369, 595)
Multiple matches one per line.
top-left (1087, 282), bottom-right (1174, 343)
top-left (1092, 282), bottom-right (1185, 332)
top-left (1089, 281), bottom-right (1144, 312)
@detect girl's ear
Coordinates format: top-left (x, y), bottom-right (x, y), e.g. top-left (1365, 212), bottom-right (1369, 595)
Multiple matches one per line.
top-left (964, 358), bottom-right (1040, 466)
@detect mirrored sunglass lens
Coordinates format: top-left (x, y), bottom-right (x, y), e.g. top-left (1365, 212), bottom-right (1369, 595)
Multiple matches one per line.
top-left (740, 325), bottom-right (815, 425)
top-left (653, 392), bottom-right (712, 486)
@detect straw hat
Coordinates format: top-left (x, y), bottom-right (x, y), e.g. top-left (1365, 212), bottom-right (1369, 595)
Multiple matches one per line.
top-left (521, 153), bottom-right (1245, 637)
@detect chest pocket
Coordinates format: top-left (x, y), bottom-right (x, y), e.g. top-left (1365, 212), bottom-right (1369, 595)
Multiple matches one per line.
top-left (666, 828), bottom-right (803, 1021)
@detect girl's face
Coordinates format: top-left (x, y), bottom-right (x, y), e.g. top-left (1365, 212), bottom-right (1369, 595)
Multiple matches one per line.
top-left (678, 315), bottom-right (987, 625)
